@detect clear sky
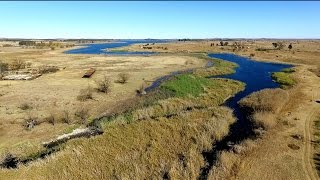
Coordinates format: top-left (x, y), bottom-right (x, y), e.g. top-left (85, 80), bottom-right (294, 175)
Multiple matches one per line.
top-left (0, 1), bottom-right (319, 39)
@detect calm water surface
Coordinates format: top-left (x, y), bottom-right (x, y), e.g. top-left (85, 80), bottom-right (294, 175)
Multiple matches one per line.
top-left (65, 40), bottom-right (167, 55)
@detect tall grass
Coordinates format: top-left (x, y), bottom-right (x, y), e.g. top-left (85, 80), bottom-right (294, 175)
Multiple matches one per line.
top-left (194, 58), bottom-right (237, 77)
top-left (239, 88), bottom-right (289, 130)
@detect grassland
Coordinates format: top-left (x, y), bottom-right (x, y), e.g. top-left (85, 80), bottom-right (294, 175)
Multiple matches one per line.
top-left (0, 52), bottom-right (245, 179)
top-left (1, 39), bottom-right (320, 179)
top-left (0, 43), bottom-right (210, 163)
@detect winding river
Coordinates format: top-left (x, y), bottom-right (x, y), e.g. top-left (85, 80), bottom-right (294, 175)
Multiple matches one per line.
top-left (65, 41), bottom-right (292, 179)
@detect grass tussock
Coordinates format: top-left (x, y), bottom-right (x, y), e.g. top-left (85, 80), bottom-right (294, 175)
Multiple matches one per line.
top-left (19, 102), bottom-right (33, 110)
top-left (239, 88), bottom-right (289, 130)
top-left (116, 72), bottom-right (130, 84)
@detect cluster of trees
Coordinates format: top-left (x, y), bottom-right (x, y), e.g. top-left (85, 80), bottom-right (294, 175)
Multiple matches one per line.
top-left (219, 41), bottom-right (229, 46)
top-left (18, 41), bottom-right (36, 46)
top-left (178, 39), bottom-right (191, 42)
top-left (272, 42), bottom-right (293, 50)
top-left (18, 40), bottom-right (74, 49)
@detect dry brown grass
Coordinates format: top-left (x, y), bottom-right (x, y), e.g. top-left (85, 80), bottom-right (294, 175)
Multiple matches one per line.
top-left (0, 73), bottom-right (244, 179)
top-left (239, 88), bottom-right (289, 113)
top-left (0, 106), bottom-right (236, 180)
top-left (208, 139), bottom-right (257, 179)
top-left (239, 88), bottom-right (289, 130)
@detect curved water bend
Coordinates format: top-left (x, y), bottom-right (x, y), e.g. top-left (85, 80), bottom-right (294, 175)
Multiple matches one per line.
top-left (64, 39), bottom-right (167, 55)
top-left (198, 53), bottom-right (292, 179)
top-left (208, 53), bottom-right (292, 143)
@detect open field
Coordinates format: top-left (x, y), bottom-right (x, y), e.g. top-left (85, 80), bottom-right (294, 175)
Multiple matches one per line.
top-left (0, 43), bottom-right (246, 179)
top-left (0, 44), bottom-right (209, 159)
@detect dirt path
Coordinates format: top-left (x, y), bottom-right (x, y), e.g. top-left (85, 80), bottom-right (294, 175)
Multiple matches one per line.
top-left (303, 106), bottom-right (319, 180)
top-left (298, 65), bottom-right (320, 180)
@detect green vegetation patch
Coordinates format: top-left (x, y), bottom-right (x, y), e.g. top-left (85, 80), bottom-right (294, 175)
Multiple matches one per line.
top-left (160, 74), bottom-right (211, 97)
top-left (272, 68), bottom-right (296, 88)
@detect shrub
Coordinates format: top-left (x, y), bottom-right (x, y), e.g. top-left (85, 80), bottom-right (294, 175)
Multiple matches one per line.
top-left (95, 75), bottom-right (111, 93)
top-left (137, 82), bottom-right (147, 95)
top-left (26, 62), bottom-right (32, 68)
top-left (61, 109), bottom-right (71, 124)
top-left (9, 59), bottom-right (26, 70)
top-left (19, 102), bottom-right (32, 110)
top-left (0, 153), bottom-right (19, 169)
top-left (23, 114), bottom-right (39, 130)
top-left (45, 112), bottom-right (56, 125)
top-left (0, 61), bottom-right (8, 75)
top-left (255, 48), bottom-right (268, 51)
top-left (77, 86), bottom-right (93, 101)
top-left (37, 65), bottom-right (59, 74)
top-left (117, 73), bottom-right (130, 84)
top-left (75, 106), bottom-right (89, 124)
top-left (249, 53), bottom-right (255, 58)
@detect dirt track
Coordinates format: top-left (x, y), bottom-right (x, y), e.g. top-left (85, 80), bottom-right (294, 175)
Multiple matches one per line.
top-left (304, 107), bottom-right (319, 180)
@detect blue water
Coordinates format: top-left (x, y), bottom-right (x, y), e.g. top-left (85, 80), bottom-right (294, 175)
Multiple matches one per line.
top-left (208, 53), bottom-right (292, 142)
top-left (65, 39), bottom-right (168, 55)
top-left (199, 53), bottom-right (292, 179)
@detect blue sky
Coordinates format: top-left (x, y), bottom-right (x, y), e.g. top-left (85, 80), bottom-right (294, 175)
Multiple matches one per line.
top-left (0, 1), bottom-right (319, 39)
